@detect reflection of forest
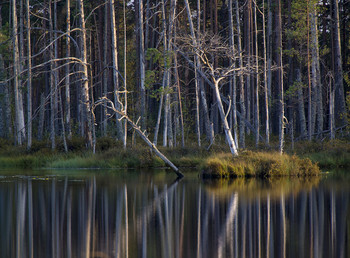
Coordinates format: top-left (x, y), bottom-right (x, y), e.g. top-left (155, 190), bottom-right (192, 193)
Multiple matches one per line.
top-left (0, 174), bottom-right (348, 258)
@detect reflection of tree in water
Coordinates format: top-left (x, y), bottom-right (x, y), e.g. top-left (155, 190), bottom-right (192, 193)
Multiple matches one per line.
top-left (0, 175), bottom-right (348, 258)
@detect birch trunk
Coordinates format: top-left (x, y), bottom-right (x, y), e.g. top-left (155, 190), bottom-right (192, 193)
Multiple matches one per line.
top-left (138, 0), bottom-right (146, 130)
top-left (12, 0), bottom-right (26, 145)
top-left (78, 0), bottom-right (93, 148)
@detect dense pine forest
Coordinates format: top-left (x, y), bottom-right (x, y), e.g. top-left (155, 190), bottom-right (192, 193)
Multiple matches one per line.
top-left (0, 0), bottom-right (349, 154)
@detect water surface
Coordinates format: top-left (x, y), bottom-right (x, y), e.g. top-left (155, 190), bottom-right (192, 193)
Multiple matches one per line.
top-left (0, 169), bottom-right (349, 258)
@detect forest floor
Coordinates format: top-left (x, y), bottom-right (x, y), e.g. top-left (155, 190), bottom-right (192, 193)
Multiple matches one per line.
top-left (0, 136), bottom-right (349, 177)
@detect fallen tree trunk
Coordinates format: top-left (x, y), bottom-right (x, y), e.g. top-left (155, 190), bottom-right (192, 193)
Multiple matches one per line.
top-left (92, 97), bottom-right (183, 178)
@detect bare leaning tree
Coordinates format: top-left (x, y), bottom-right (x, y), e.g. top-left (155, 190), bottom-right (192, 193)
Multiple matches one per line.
top-left (177, 33), bottom-right (256, 157)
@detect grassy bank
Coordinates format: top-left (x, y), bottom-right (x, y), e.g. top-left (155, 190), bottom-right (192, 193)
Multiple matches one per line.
top-left (200, 151), bottom-right (321, 178)
top-left (0, 137), bottom-right (348, 176)
top-left (291, 140), bottom-right (350, 169)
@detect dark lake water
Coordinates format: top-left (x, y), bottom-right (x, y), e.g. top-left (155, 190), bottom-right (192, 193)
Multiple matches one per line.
top-left (0, 169), bottom-right (349, 258)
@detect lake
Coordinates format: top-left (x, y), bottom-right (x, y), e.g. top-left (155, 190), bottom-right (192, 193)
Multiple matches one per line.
top-left (0, 169), bottom-right (349, 258)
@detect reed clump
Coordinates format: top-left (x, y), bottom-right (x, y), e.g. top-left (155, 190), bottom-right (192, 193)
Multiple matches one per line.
top-left (201, 151), bottom-right (321, 178)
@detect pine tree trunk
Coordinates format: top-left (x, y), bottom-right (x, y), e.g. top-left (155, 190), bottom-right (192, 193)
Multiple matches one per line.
top-left (103, 3), bottom-right (108, 136)
top-left (262, 0), bottom-right (269, 145)
top-left (26, 0), bottom-right (32, 149)
top-left (228, 0), bottom-right (238, 147)
top-left (49, 0), bottom-right (55, 149)
top-left (307, 0), bottom-right (312, 141)
top-left (254, 2), bottom-right (259, 147)
top-left (123, 0), bottom-right (128, 149)
top-left (276, 0), bottom-right (284, 154)
top-left (110, 0), bottom-right (123, 141)
top-left (184, 0), bottom-right (214, 145)
top-left (235, 0), bottom-right (246, 148)
top-left (329, 76), bottom-right (335, 139)
top-left (78, 0), bottom-right (93, 148)
top-left (65, 0), bottom-right (72, 139)
top-left (296, 68), bottom-right (307, 138)
top-left (195, 0), bottom-right (201, 147)
top-left (174, 51), bottom-right (185, 148)
top-left (38, 93), bottom-right (45, 140)
top-left (138, 0), bottom-right (146, 130)
top-left (333, 0), bottom-right (346, 126)
top-left (310, 3), bottom-right (323, 137)
top-left (161, 0), bottom-right (169, 147)
top-left (12, 0), bottom-right (26, 145)
top-left (0, 5), bottom-right (3, 137)
top-left (267, 0), bottom-right (272, 130)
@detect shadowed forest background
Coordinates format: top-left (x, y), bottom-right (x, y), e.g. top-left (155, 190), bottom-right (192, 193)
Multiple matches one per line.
top-left (0, 0), bottom-right (349, 153)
